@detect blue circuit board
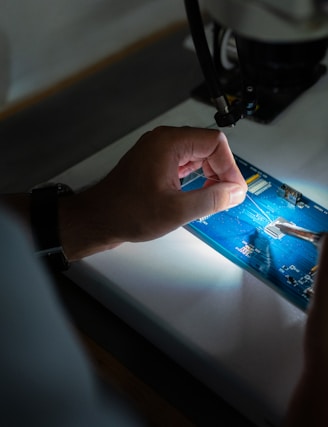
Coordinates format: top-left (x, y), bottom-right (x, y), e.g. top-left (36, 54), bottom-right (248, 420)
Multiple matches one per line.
top-left (182, 155), bottom-right (328, 311)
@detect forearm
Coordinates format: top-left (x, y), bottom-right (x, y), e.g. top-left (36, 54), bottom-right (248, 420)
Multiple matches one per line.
top-left (283, 372), bottom-right (328, 427)
top-left (57, 189), bottom-right (122, 261)
top-left (1, 190), bottom-right (121, 263)
top-left (284, 237), bottom-right (328, 426)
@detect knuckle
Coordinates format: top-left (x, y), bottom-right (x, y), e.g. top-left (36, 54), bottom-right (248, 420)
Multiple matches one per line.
top-left (212, 187), bottom-right (230, 213)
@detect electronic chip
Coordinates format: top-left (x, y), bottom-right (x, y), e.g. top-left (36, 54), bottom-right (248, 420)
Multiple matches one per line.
top-left (264, 217), bottom-right (293, 239)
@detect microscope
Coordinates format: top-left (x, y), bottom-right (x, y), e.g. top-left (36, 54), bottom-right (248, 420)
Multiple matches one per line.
top-left (185, 0), bottom-right (328, 125)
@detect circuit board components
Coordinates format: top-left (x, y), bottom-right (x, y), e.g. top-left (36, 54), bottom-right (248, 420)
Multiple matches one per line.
top-left (182, 154), bottom-right (328, 311)
top-left (264, 217), bottom-right (292, 239)
top-left (277, 183), bottom-right (302, 206)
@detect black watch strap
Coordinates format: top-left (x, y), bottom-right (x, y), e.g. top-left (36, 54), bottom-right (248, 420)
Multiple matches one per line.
top-left (31, 184), bottom-right (72, 271)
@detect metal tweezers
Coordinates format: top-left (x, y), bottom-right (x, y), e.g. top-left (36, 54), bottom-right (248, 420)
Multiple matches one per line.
top-left (275, 222), bottom-right (324, 248)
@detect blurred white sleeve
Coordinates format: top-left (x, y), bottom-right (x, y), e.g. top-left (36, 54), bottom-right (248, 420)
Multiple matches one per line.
top-left (0, 206), bottom-right (142, 427)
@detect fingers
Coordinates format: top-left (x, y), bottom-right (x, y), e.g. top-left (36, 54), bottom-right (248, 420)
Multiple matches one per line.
top-left (202, 132), bottom-right (247, 192)
top-left (90, 126), bottom-right (247, 246)
top-left (161, 126), bottom-right (247, 217)
top-left (149, 125), bottom-right (247, 189)
top-left (139, 126), bottom-right (247, 221)
top-left (177, 181), bottom-right (246, 223)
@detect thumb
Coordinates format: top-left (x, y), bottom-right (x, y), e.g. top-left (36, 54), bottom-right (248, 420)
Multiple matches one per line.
top-left (180, 182), bottom-right (246, 223)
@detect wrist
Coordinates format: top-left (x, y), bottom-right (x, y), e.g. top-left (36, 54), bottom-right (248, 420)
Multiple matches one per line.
top-left (31, 184), bottom-right (73, 270)
top-left (58, 188), bottom-right (122, 261)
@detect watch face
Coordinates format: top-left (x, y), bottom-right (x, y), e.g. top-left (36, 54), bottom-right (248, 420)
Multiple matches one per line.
top-left (35, 249), bottom-right (70, 271)
top-left (31, 183), bottom-right (73, 195)
top-left (56, 183), bottom-right (74, 196)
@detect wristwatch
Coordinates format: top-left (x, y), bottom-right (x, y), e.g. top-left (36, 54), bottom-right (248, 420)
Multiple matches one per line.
top-left (30, 183), bottom-right (73, 271)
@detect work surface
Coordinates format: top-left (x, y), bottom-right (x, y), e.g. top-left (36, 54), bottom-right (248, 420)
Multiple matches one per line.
top-left (55, 71), bottom-right (328, 427)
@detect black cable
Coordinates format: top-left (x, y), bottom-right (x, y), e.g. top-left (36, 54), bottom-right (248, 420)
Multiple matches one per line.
top-left (184, 0), bottom-right (224, 100)
top-left (184, 0), bottom-right (243, 127)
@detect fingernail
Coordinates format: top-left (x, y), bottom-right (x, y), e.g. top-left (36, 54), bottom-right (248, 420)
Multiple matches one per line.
top-left (229, 185), bottom-right (246, 208)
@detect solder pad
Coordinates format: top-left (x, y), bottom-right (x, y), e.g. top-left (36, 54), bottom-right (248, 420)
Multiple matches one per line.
top-left (182, 155), bottom-right (328, 311)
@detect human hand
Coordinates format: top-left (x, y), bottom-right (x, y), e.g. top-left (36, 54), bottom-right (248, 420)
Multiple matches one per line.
top-left (60, 126), bottom-right (247, 260)
top-left (284, 235), bottom-right (328, 426)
